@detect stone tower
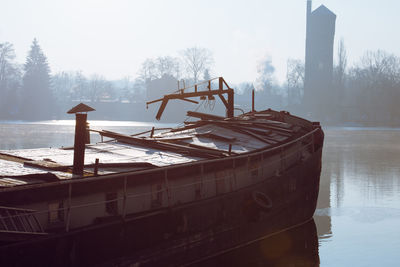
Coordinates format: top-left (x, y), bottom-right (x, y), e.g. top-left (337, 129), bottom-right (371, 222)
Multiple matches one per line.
top-left (304, 0), bottom-right (336, 120)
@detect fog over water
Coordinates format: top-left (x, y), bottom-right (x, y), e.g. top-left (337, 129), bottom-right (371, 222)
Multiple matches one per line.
top-left (1, 122), bottom-right (399, 266)
top-left (0, 120), bottom-right (174, 150)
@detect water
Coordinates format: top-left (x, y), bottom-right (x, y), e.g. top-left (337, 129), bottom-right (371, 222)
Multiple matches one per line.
top-left (1, 122), bottom-right (400, 266)
top-left (316, 128), bottom-right (400, 267)
top-left (0, 120), bottom-right (175, 150)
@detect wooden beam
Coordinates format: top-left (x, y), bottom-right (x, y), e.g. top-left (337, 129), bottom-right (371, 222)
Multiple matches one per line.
top-left (195, 132), bottom-right (236, 143)
top-left (169, 121), bottom-right (207, 132)
top-left (174, 141), bottom-right (238, 156)
top-left (186, 111), bottom-right (225, 121)
top-left (218, 125), bottom-right (274, 145)
top-left (218, 93), bottom-right (229, 109)
top-left (219, 77), bottom-right (223, 90)
top-left (252, 123), bottom-right (294, 135)
top-left (179, 98), bottom-right (199, 104)
top-left (23, 161), bottom-right (69, 172)
top-left (252, 89), bottom-right (255, 112)
top-left (221, 77), bottom-right (231, 89)
top-left (150, 89), bottom-right (232, 120)
top-left (0, 153), bottom-right (32, 164)
top-left (198, 120), bottom-right (284, 144)
top-left (97, 130), bottom-right (226, 159)
top-left (227, 89), bottom-right (234, 118)
top-left (164, 89), bottom-right (231, 99)
top-left (156, 98), bottom-right (169, 120)
top-left (84, 162), bottom-right (156, 169)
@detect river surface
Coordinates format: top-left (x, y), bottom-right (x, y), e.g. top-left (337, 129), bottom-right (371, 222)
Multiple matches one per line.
top-left (1, 121), bottom-right (400, 266)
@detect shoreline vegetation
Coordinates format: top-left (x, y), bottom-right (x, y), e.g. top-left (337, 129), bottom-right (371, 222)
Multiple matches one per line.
top-left (1, 40), bottom-right (400, 126)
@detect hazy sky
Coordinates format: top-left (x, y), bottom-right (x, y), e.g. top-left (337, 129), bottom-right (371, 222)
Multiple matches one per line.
top-left (0, 0), bottom-right (398, 84)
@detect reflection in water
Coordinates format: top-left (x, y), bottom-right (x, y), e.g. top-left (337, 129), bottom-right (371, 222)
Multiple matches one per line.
top-left (191, 220), bottom-right (319, 267)
top-left (317, 128), bottom-right (400, 266)
top-left (322, 128), bottom-right (400, 210)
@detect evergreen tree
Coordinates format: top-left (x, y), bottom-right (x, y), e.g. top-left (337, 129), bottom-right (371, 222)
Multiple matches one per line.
top-left (22, 38), bottom-right (52, 120)
top-left (203, 69), bottom-right (210, 81)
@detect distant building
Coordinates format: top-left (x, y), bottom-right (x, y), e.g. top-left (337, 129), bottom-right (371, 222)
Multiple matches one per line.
top-left (145, 74), bottom-right (189, 122)
top-left (303, 0), bottom-right (336, 119)
top-left (146, 74), bottom-right (178, 101)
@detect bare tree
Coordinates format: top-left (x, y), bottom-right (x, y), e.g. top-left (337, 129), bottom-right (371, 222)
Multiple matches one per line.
top-left (51, 71), bottom-right (74, 103)
top-left (347, 50), bottom-right (400, 123)
top-left (72, 71), bottom-right (88, 101)
top-left (155, 56), bottom-right (180, 79)
top-left (138, 59), bottom-right (157, 82)
top-left (0, 42), bottom-right (20, 93)
top-left (0, 43), bottom-right (17, 86)
top-left (335, 38), bottom-right (347, 86)
top-left (255, 58), bottom-right (284, 109)
top-left (88, 74), bottom-right (107, 102)
top-left (181, 47), bottom-right (213, 83)
top-left (0, 42), bottom-right (21, 118)
top-left (256, 58), bottom-right (275, 93)
top-left (138, 56), bottom-right (181, 82)
top-left (360, 50), bottom-right (400, 81)
top-left (286, 59), bottom-right (304, 105)
top-left (331, 39), bottom-right (347, 103)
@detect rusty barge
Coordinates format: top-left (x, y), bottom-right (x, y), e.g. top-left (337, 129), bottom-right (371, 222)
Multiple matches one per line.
top-left (0, 78), bottom-right (324, 266)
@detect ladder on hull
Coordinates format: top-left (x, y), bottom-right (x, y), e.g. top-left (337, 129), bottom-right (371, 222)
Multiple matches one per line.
top-left (0, 206), bottom-right (47, 242)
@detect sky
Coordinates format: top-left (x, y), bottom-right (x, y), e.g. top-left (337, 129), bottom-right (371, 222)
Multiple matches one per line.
top-left (0, 0), bottom-right (399, 84)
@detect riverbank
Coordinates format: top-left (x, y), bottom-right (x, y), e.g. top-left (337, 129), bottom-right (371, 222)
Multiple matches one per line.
top-left (3, 100), bottom-right (399, 127)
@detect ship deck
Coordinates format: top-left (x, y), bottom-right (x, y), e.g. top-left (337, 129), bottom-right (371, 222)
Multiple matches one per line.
top-left (0, 110), bottom-right (306, 188)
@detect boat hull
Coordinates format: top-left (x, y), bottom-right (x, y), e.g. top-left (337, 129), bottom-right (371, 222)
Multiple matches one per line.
top-left (0, 145), bottom-right (322, 267)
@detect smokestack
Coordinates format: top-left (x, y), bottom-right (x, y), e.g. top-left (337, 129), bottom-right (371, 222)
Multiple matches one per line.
top-left (305, 0), bottom-right (312, 101)
top-left (67, 103), bottom-right (95, 176)
top-left (306, 0), bottom-right (312, 34)
top-left (73, 113), bottom-right (87, 175)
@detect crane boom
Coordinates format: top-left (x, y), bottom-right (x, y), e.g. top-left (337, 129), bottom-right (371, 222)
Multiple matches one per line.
top-left (146, 77), bottom-right (234, 120)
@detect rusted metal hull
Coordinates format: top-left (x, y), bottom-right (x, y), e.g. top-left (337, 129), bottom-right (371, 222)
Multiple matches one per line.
top-left (0, 145), bottom-right (322, 266)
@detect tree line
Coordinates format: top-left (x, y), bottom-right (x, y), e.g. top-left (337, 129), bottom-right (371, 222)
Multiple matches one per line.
top-left (289, 40), bottom-right (400, 125)
top-left (0, 40), bottom-right (216, 120)
top-left (250, 39), bottom-right (400, 126)
top-left (0, 39), bottom-right (52, 120)
top-left (1, 38), bottom-right (399, 125)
